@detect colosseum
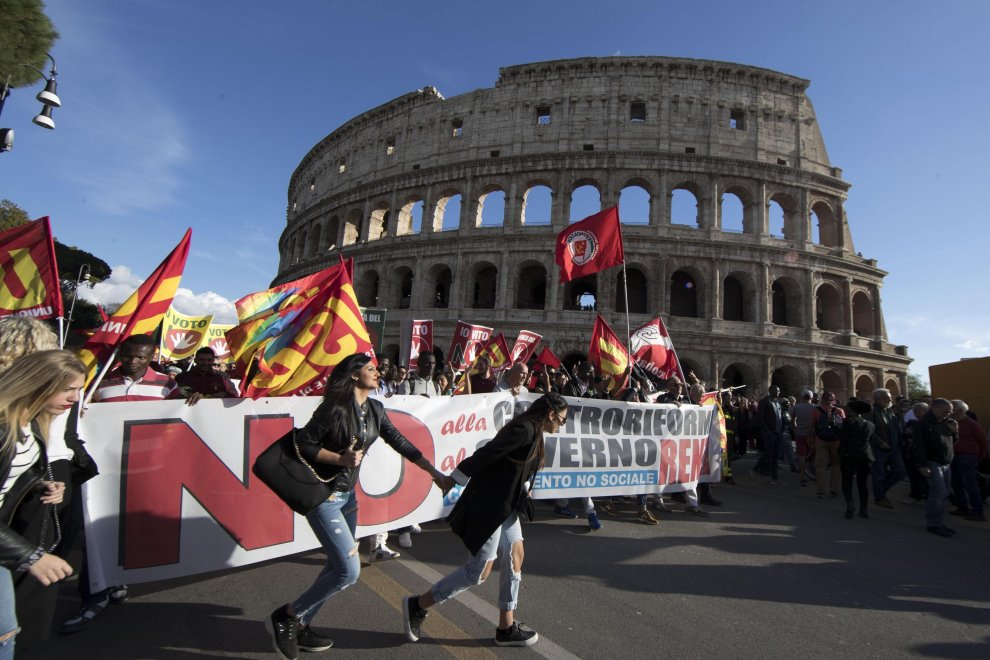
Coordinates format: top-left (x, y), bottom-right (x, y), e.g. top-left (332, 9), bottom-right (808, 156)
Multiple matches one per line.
top-left (275, 56), bottom-right (911, 400)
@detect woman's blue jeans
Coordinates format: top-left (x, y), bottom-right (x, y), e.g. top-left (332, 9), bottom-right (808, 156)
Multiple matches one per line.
top-left (292, 491), bottom-right (361, 626)
top-left (0, 567), bottom-right (17, 660)
top-left (431, 513), bottom-right (523, 611)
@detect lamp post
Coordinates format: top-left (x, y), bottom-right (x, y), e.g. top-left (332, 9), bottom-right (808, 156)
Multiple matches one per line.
top-left (0, 53), bottom-right (61, 153)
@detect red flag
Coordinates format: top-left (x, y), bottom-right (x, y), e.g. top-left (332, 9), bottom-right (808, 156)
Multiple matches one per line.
top-left (588, 314), bottom-right (630, 392)
top-left (528, 345), bottom-right (562, 389)
top-left (454, 331), bottom-right (511, 394)
top-left (241, 265), bottom-right (374, 398)
top-left (629, 317), bottom-right (681, 380)
top-left (509, 330), bottom-right (542, 364)
top-left (554, 206), bottom-right (624, 283)
top-left (79, 229), bottom-right (191, 383)
top-left (0, 216), bottom-right (64, 319)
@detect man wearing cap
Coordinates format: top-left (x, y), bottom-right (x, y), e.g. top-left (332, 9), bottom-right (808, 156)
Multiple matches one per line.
top-left (863, 388), bottom-right (905, 509)
top-left (792, 390), bottom-right (817, 486)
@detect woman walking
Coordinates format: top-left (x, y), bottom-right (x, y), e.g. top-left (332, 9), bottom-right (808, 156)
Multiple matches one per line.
top-left (266, 354), bottom-right (453, 660)
top-left (0, 350), bottom-right (80, 658)
top-left (402, 392), bottom-right (568, 647)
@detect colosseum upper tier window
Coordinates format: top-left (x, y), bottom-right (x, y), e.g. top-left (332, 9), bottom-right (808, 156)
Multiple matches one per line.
top-left (630, 102), bottom-right (646, 122)
top-left (451, 119), bottom-right (463, 137)
top-left (536, 106), bottom-right (551, 125)
top-left (386, 139), bottom-right (395, 156)
top-left (729, 109), bottom-right (746, 130)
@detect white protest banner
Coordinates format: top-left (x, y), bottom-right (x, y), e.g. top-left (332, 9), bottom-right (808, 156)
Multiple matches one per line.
top-left (79, 394), bottom-right (717, 592)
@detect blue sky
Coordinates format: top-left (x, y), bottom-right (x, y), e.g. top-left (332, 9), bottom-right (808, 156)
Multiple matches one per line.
top-left (3, 0), bottom-right (988, 383)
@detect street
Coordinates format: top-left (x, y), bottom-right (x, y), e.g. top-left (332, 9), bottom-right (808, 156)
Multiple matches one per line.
top-left (23, 456), bottom-right (990, 659)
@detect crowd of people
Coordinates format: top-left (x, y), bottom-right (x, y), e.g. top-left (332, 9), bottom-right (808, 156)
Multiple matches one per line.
top-left (0, 316), bottom-right (987, 659)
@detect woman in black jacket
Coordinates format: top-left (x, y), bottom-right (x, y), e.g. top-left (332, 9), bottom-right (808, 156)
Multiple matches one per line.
top-left (839, 400), bottom-right (876, 519)
top-left (402, 392), bottom-right (568, 648)
top-left (266, 353), bottom-right (452, 660)
top-left (0, 350), bottom-right (80, 659)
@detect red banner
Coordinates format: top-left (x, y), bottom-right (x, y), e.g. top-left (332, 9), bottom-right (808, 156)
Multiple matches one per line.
top-left (0, 216), bottom-right (64, 319)
top-left (509, 330), bottom-right (542, 364)
top-left (630, 317), bottom-right (681, 380)
top-left (446, 320), bottom-right (493, 371)
top-left (80, 229), bottom-right (191, 383)
top-left (400, 319), bottom-right (433, 368)
top-left (555, 206), bottom-right (624, 283)
top-left (528, 345), bottom-right (562, 389)
top-left (588, 314), bottom-right (630, 392)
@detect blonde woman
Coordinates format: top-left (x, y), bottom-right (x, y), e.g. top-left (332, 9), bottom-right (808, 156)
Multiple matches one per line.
top-left (0, 317), bottom-right (58, 372)
top-left (0, 350), bottom-right (82, 659)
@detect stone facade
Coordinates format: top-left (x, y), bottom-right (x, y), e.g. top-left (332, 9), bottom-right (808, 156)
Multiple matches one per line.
top-left (275, 56), bottom-right (911, 400)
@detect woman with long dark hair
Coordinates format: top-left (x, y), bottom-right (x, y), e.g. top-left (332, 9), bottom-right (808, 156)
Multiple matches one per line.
top-left (266, 353), bottom-right (453, 660)
top-left (402, 392), bottom-right (568, 648)
top-left (0, 350), bottom-right (80, 659)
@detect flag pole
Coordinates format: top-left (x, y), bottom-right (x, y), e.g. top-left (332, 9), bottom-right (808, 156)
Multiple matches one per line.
top-left (82, 346), bottom-right (119, 409)
top-left (620, 261), bottom-right (632, 390)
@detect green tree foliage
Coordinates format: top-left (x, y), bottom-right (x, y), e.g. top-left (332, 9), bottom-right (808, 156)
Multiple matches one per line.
top-left (0, 198), bottom-right (31, 231)
top-left (907, 372), bottom-right (930, 400)
top-left (0, 0), bottom-right (59, 88)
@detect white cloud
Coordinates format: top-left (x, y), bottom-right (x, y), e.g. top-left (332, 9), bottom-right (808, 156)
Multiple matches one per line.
top-left (78, 265), bottom-right (237, 324)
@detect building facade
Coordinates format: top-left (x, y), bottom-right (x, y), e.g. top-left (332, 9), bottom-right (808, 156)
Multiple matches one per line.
top-left (275, 56), bottom-right (911, 400)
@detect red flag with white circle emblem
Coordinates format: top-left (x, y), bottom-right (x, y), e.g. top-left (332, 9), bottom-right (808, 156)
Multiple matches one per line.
top-left (554, 206), bottom-right (624, 283)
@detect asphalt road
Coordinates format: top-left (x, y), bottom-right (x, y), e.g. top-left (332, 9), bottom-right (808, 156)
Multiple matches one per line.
top-left (22, 456), bottom-right (990, 659)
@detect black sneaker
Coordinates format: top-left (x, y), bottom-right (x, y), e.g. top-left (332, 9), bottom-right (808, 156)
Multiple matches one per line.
top-left (298, 625), bottom-right (333, 652)
top-left (266, 604), bottom-right (299, 660)
top-left (495, 622), bottom-right (539, 647)
top-left (403, 596), bottom-right (427, 642)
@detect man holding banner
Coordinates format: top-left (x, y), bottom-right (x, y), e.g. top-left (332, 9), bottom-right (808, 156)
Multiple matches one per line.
top-left (171, 346), bottom-right (239, 405)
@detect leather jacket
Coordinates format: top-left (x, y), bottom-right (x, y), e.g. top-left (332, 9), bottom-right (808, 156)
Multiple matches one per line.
top-left (294, 397), bottom-right (423, 492)
top-left (0, 422), bottom-right (49, 570)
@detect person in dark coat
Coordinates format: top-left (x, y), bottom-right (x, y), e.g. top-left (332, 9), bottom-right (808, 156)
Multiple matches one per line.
top-left (839, 400), bottom-right (875, 519)
top-left (403, 393), bottom-right (568, 648)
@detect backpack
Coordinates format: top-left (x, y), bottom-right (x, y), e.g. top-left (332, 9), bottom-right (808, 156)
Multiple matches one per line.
top-left (815, 407), bottom-right (841, 441)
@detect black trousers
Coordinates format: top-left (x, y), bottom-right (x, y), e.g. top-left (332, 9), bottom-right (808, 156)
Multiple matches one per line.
top-left (841, 456), bottom-right (871, 510)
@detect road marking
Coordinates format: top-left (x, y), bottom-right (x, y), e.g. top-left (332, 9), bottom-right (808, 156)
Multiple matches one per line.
top-left (361, 564), bottom-right (496, 659)
top-left (395, 554), bottom-right (581, 660)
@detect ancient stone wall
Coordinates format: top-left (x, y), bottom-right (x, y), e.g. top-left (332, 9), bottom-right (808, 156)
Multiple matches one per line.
top-left (276, 57), bottom-right (910, 400)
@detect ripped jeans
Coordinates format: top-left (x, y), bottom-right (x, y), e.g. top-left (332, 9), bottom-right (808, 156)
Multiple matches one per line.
top-left (292, 490), bottom-right (361, 626)
top-left (431, 513), bottom-right (523, 611)
top-left (0, 567), bottom-right (16, 660)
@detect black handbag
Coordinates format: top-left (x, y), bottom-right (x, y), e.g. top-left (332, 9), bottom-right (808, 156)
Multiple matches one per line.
top-left (252, 429), bottom-right (342, 515)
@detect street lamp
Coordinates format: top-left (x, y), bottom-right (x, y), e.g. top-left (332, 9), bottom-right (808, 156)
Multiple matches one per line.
top-left (0, 53), bottom-right (62, 151)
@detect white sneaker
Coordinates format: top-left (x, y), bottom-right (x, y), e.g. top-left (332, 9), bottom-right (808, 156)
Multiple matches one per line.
top-left (369, 544), bottom-right (401, 563)
top-left (410, 523), bottom-right (422, 534)
top-left (398, 531), bottom-right (413, 548)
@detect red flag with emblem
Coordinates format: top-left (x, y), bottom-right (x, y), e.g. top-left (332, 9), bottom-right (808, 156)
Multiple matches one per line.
top-left (588, 314), bottom-right (630, 392)
top-left (629, 316), bottom-right (682, 380)
top-left (0, 217), bottom-right (64, 319)
top-left (509, 330), bottom-right (542, 364)
top-left (554, 206), bottom-right (624, 283)
top-left (79, 229), bottom-right (191, 384)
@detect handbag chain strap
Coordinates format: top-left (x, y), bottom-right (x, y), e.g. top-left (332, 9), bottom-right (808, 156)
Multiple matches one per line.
top-left (291, 430), bottom-right (358, 484)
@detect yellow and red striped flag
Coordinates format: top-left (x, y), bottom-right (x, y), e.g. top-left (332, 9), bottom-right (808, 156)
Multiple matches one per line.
top-left (0, 217), bottom-right (64, 319)
top-left (588, 314), bottom-right (630, 392)
top-left (79, 229), bottom-right (191, 383)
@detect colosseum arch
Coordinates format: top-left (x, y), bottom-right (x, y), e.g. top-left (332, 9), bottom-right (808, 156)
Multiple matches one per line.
top-left (566, 274), bottom-right (598, 311)
top-left (771, 275), bottom-right (803, 327)
top-left (423, 263), bottom-right (453, 309)
top-left (677, 357), bottom-right (704, 385)
top-left (722, 270), bottom-right (757, 322)
top-left (343, 209), bottom-right (362, 245)
top-left (367, 203), bottom-right (390, 241)
top-left (307, 224), bottom-right (322, 258)
top-left (570, 181), bottom-right (601, 222)
top-left (855, 374), bottom-right (875, 401)
top-left (721, 361), bottom-right (758, 390)
top-left (516, 260), bottom-right (548, 310)
top-left (618, 182), bottom-right (651, 225)
top-left (434, 189), bottom-right (464, 232)
top-left (771, 365), bottom-right (804, 398)
top-left (356, 269), bottom-right (380, 307)
top-left (470, 261), bottom-right (498, 309)
top-left (521, 181), bottom-right (553, 225)
top-left (819, 369), bottom-right (845, 399)
top-left (477, 187), bottom-right (506, 227)
top-left (768, 192), bottom-right (800, 239)
top-left (670, 181), bottom-right (703, 228)
top-left (397, 197), bottom-right (425, 235)
top-left (324, 215), bottom-right (340, 250)
top-left (816, 282), bottom-right (843, 331)
top-left (388, 265), bottom-right (414, 309)
top-left (884, 378), bottom-right (901, 397)
top-left (852, 290), bottom-right (875, 336)
top-left (670, 268), bottom-right (704, 318)
top-left (812, 200), bottom-right (839, 248)
top-left (616, 265), bottom-right (649, 314)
